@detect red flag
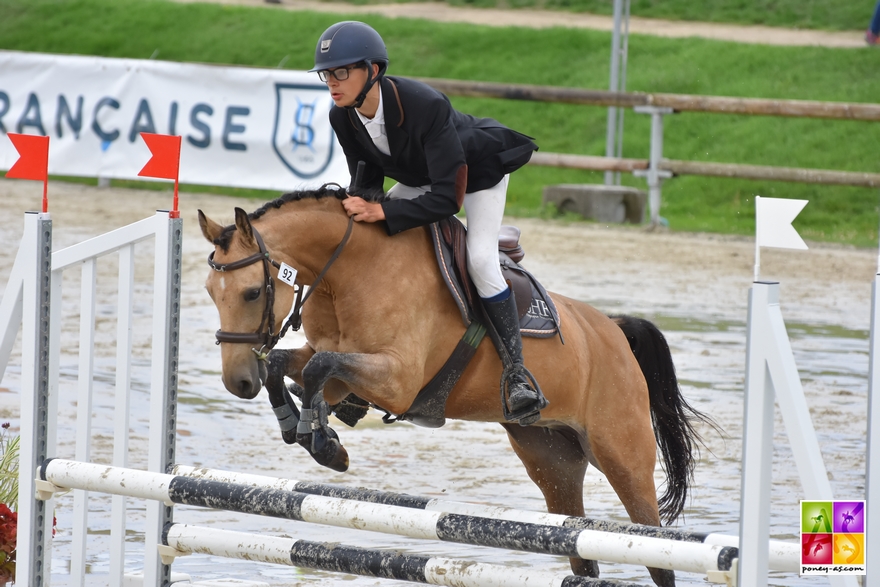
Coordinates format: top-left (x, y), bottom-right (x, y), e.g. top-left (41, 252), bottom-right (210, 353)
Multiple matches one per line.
top-left (6, 133), bottom-right (49, 181)
top-left (138, 133), bottom-right (181, 180)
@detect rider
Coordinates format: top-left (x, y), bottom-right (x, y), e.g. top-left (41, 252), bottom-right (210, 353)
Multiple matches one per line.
top-left (310, 21), bottom-right (547, 425)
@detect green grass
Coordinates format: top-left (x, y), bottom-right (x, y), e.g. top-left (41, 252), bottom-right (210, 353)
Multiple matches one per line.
top-left (434, 0), bottom-right (870, 32)
top-left (1, 0), bottom-right (879, 245)
top-left (314, 0), bottom-right (871, 31)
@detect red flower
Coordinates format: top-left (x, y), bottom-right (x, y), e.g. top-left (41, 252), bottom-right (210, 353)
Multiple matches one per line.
top-left (0, 502), bottom-right (15, 582)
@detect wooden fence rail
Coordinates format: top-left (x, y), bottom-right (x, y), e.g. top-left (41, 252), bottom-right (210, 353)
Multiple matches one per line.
top-left (419, 77), bottom-right (880, 121)
top-left (418, 77), bottom-right (880, 224)
top-left (529, 152), bottom-right (880, 189)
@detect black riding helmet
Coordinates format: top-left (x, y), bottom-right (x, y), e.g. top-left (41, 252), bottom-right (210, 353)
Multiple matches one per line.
top-left (311, 21), bottom-right (389, 110)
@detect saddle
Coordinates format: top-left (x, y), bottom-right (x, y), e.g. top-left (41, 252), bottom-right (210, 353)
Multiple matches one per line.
top-left (431, 216), bottom-right (561, 337)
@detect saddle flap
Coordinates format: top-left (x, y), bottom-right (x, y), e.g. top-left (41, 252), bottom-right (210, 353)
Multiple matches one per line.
top-left (501, 252), bottom-right (532, 321)
top-left (442, 217), bottom-right (476, 314)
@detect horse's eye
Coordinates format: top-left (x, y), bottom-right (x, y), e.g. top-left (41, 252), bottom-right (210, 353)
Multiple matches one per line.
top-left (244, 287), bottom-right (262, 302)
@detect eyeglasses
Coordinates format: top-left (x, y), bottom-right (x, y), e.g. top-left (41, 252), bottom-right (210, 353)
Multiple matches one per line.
top-left (317, 65), bottom-right (362, 82)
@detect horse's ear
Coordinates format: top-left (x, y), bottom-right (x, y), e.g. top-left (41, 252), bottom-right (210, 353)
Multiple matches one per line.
top-left (233, 207), bottom-right (255, 246)
top-left (198, 210), bottom-right (224, 243)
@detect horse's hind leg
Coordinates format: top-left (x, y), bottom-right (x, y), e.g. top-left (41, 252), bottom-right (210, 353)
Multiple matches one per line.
top-left (501, 424), bottom-right (599, 578)
top-left (505, 423), bottom-right (676, 587)
top-left (589, 422), bottom-right (676, 587)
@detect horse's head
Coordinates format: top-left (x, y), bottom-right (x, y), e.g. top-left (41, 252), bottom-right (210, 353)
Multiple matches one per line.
top-left (198, 206), bottom-right (298, 399)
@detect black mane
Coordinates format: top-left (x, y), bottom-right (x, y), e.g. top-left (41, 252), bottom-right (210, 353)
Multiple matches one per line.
top-left (214, 183), bottom-right (386, 250)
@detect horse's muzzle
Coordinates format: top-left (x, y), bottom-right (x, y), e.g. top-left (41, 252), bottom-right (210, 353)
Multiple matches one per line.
top-left (222, 358), bottom-right (266, 400)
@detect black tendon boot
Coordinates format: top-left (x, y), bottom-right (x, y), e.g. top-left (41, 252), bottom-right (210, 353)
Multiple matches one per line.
top-left (482, 291), bottom-right (548, 425)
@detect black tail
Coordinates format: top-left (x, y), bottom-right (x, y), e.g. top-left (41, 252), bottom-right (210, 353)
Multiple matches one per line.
top-left (612, 315), bottom-right (719, 525)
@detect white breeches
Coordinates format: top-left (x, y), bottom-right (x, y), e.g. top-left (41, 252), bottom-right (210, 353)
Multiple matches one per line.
top-left (386, 175), bottom-right (510, 298)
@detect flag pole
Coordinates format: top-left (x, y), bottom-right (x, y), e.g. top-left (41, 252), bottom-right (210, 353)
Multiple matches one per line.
top-left (42, 178), bottom-right (48, 213)
top-left (171, 176), bottom-right (179, 219)
top-left (754, 195), bottom-right (761, 282)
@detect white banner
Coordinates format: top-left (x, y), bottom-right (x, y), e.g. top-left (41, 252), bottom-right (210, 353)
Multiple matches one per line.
top-left (0, 51), bottom-right (349, 191)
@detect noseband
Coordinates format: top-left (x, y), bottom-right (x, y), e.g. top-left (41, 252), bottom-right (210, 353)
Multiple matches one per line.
top-left (207, 216), bottom-right (355, 357)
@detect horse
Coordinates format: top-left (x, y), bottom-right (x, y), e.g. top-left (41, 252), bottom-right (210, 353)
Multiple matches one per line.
top-left (198, 185), bottom-right (714, 587)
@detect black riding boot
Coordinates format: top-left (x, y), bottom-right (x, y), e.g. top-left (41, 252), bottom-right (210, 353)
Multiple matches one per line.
top-left (482, 291), bottom-right (548, 424)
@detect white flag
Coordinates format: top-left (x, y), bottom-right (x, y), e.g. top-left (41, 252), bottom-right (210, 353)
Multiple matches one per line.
top-left (755, 196), bottom-right (808, 250)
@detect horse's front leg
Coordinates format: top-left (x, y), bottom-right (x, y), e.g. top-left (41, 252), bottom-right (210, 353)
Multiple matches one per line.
top-left (296, 351), bottom-right (352, 472)
top-left (296, 350), bottom-right (408, 473)
top-left (264, 345), bottom-right (315, 445)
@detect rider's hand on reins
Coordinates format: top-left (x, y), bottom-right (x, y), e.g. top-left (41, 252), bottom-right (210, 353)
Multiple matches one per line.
top-left (343, 196), bottom-right (385, 223)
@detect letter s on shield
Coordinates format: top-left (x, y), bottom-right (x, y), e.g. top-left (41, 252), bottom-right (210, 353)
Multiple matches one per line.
top-left (272, 83), bottom-right (335, 179)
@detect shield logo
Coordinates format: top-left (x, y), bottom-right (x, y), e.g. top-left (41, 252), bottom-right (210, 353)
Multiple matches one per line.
top-left (272, 83), bottom-right (336, 179)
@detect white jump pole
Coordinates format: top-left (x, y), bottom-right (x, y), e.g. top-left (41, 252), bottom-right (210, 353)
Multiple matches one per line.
top-left (37, 459), bottom-right (737, 577)
top-left (163, 523), bottom-right (642, 587)
top-left (171, 463), bottom-right (798, 572)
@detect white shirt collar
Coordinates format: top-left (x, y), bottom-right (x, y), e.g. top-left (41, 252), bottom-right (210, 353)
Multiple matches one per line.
top-left (355, 88), bottom-right (390, 155)
top-left (355, 89), bottom-right (385, 127)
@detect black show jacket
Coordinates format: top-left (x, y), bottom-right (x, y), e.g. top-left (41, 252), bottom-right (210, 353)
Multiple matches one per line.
top-left (329, 76), bottom-right (538, 235)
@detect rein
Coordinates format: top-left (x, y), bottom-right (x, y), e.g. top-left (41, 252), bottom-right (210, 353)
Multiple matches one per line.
top-left (207, 215), bottom-right (355, 357)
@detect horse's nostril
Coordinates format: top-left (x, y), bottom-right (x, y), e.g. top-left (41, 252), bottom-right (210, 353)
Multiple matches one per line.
top-left (238, 379), bottom-right (253, 397)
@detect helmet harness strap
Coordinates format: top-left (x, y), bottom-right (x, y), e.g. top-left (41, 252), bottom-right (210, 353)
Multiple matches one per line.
top-left (345, 59), bottom-right (386, 110)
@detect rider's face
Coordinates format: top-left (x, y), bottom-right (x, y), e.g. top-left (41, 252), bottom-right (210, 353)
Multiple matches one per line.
top-left (323, 64), bottom-right (369, 108)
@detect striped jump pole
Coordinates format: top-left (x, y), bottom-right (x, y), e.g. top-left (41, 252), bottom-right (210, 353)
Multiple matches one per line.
top-left (162, 523), bottom-right (642, 587)
top-left (172, 464), bottom-right (798, 573)
top-left (38, 459), bottom-right (735, 576)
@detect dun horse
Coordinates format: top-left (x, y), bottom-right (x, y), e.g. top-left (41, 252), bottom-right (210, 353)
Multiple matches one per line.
top-left (199, 185), bottom-right (713, 587)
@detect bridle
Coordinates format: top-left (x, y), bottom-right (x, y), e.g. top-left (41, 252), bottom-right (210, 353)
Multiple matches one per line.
top-left (207, 216), bottom-right (355, 359)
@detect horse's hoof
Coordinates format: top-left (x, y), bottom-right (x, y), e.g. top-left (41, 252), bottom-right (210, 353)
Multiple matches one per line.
top-left (332, 394), bottom-right (370, 428)
top-left (648, 568), bottom-right (676, 587)
top-left (571, 557), bottom-right (600, 578)
top-left (296, 428), bottom-right (350, 473)
top-left (322, 441), bottom-right (350, 472)
top-left (281, 429), bottom-right (297, 444)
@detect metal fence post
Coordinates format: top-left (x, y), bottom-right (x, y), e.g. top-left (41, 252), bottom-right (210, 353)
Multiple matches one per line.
top-left (604, 0), bottom-right (630, 187)
top-left (633, 106), bottom-right (673, 226)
